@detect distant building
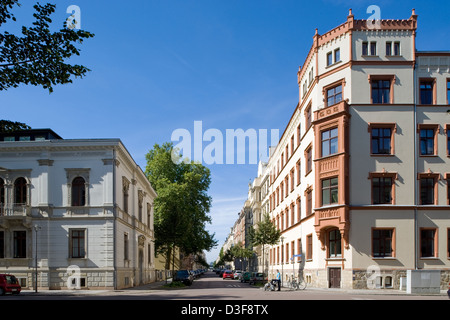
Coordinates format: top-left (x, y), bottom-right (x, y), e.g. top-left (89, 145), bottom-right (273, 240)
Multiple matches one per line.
top-left (0, 129), bottom-right (156, 290)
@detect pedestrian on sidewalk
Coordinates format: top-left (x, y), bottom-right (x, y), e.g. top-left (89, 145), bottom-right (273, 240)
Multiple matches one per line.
top-left (276, 269), bottom-right (281, 291)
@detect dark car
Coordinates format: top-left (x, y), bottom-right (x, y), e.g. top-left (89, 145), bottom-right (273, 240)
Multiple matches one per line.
top-left (0, 274), bottom-right (21, 295)
top-left (173, 270), bottom-right (193, 286)
top-left (249, 272), bottom-right (264, 285)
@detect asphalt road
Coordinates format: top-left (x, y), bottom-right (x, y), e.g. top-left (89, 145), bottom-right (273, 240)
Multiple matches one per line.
top-left (2, 271), bottom-right (447, 300)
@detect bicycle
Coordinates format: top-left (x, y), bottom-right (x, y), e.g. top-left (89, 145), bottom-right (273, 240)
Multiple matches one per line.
top-left (288, 276), bottom-right (307, 290)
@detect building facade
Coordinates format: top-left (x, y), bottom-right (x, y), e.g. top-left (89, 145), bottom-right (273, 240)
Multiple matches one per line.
top-left (0, 130), bottom-right (157, 290)
top-left (252, 9), bottom-right (450, 290)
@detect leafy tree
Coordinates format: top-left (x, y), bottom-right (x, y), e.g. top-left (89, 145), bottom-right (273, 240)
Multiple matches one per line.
top-left (230, 243), bottom-right (254, 271)
top-left (0, 1), bottom-right (94, 93)
top-left (145, 143), bottom-right (217, 275)
top-left (249, 213), bottom-right (281, 278)
top-left (0, 119), bottom-right (30, 133)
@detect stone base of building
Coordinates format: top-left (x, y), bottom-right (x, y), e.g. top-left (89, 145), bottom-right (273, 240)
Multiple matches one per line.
top-left (0, 267), bottom-right (157, 290)
top-left (270, 267), bottom-right (450, 290)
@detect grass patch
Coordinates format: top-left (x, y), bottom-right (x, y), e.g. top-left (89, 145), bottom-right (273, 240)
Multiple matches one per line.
top-left (163, 281), bottom-right (188, 289)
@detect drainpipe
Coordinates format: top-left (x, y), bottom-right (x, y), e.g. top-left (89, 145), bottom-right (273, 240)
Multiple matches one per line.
top-left (413, 58), bottom-right (418, 271)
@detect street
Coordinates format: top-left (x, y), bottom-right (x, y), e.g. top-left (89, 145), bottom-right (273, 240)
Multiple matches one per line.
top-left (3, 271), bottom-right (448, 301)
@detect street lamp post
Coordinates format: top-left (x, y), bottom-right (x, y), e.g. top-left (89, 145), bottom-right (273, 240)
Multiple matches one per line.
top-left (34, 225), bottom-right (41, 293)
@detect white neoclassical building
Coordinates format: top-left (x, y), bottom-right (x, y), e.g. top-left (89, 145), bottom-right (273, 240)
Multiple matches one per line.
top-left (0, 129), bottom-right (156, 290)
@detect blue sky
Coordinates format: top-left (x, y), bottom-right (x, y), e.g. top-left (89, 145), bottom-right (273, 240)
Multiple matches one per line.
top-left (1, 0), bottom-right (449, 264)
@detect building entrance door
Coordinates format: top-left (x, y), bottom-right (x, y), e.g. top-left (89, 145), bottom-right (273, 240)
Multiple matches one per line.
top-left (329, 267), bottom-right (341, 288)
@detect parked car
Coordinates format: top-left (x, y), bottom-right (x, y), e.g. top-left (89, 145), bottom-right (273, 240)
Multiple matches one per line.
top-left (0, 274), bottom-right (21, 295)
top-left (239, 271), bottom-right (252, 283)
top-left (173, 270), bottom-right (193, 286)
top-left (222, 270), bottom-right (234, 280)
top-left (233, 270), bottom-right (242, 280)
top-left (249, 272), bottom-right (264, 285)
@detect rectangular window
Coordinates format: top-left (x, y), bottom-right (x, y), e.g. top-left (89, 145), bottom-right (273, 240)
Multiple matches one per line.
top-left (327, 52), bottom-right (333, 66)
top-left (372, 80), bottom-right (391, 104)
top-left (420, 229), bottom-right (436, 258)
top-left (13, 231), bottom-right (26, 258)
top-left (328, 229), bottom-right (342, 258)
top-left (362, 42), bottom-right (368, 56)
top-left (306, 190), bottom-right (313, 216)
top-left (322, 177), bottom-right (338, 206)
top-left (372, 229), bottom-right (394, 257)
top-left (321, 128), bottom-right (338, 157)
top-left (305, 146), bottom-right (312, 174)
top-left (327, 85), bottom-right (342, 106)
top-left (420, 128), bottom-right (435, 155)
top-left (372, 177), bottom-right (393, 204)
top-left (306, 234), bottom-right (313, 260)
top-left (394, 42), bottom-right (400, 56)
top-left (420, 80), bottom-right (434, 105)
top-left (371, 127), bottom-right (392, 154)
top-left (305, 105), bottom-right (312, 129)
top-left (420, 178), bottom-right (435, 205)
top-left (447, 127), bottom-right (450, 156)
top-left (0, 231), bottom-right (4, 258)
top-left (386, 42), bottom-right (392, 56)
top-left (447, 80), bottom-right (450, 104)
top-left (124, 233), bottom-right (129, 260)
top-left (370, 42), bottom-right (377, 56)
top-left (70, 229), bottom-right (85, 258)
top-left (334, 48), bottom-right (340, 63)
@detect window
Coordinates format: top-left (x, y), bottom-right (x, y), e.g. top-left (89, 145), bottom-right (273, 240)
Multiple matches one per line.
top-left (447, 174), bottom-right (450, 205)
top-left (306, 234), bottom-right (313, 260)
top-left (371, 127), bottom-right (392, 154)
top-left (394, 42), bottom-right (400, 56)
top-left (420, 128), bottom-right (436, 155)
top-left (420, 178), bottom-right (435, 205)
top-left (420, 229), bottom-right (436, 258)
top-left (321, 127), bottom-right (338, 157)
top-left (70, 229), bottom-right (85, 258)
top-left (306, 188), bottom-right (313, 216)
top-left (14, 177), bottom-right (27, 205)
top-left (372, 80), bottom-right (391, 104)
top-left (447, 126), bottom-right (450, 155)
top-left (362, 42), bottom-right (368, 56)
top-left (447, 80), bottom-right (450, 104)
top-left (386, 42), bottom-right (392, 56)
top-left (327, 52), bottom-right (333, 66)
top-left (322, 177), bottom-right (338, 206)
top-left (124, 233), bottom-right (129, 260)
top-left (328, 229), bottom-right (342, 258)
top-left (0, 178), bottom-right (4, 211)
top-left (0, 231), bottom-right (4, 258)
top-left (372, 229), bottom-right (394, 257)
top-left (420, 79), bottom-right (435, 105)
top-left (305, 145), bottom-right (313, 174)
top-left (334, 48), bottom-right (340, 63)
top-left (448, 229), bottom-right (450, 258)
top-left (370, 42), bottom-right (377, 56)
top-left (327, 85), bottom-right (342, 107)
top-left (372, 177), bottom-right (393, 204)
top-left (13, 231), bottom-right (26, 258)
top-left (305, 104), bottom-right (312, 129)
top-left (123, 177), bottom-right (130, 213)
top-left (71, 177), bottom-right (86, 206)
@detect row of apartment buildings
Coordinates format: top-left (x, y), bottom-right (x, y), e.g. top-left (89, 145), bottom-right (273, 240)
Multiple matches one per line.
top-left (219, 9), bottom-right (450, 290)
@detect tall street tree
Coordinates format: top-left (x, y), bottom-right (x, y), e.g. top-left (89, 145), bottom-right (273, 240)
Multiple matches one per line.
top-left (0, 1), bottom-right (94, 93)
top-left (145, 142), bottom-right (217, 275)
top-left (249, 213), bottom-right (281, 278)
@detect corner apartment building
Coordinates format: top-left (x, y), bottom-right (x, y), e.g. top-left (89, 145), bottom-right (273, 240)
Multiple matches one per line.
top-left (0, 129), bottom-right (157, 290)
top-left (260, 9), bottom-right (450, 289)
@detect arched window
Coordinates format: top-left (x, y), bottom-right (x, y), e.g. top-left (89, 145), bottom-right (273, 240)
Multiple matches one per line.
top-left (14, 177), bottom-right (27, 205)
top-left (71, 177), bottom-right (86, 206)
top-left (328, 229), bottom-right (342, 258)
